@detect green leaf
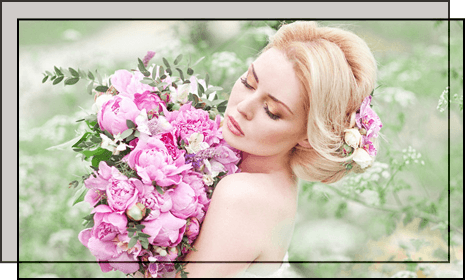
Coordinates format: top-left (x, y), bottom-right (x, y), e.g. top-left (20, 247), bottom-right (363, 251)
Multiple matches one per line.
top-left (87, 81), bottom-right (94, 95)
top-left (42, 75), bottom-right (49, 83)
top-left (95, 70), bottom-right (102, 84)
top-left (163, 57), bottom-right (170, 68)
top-left (140, 78), bottom-right (155, 85)
top-left (155, 185), bottom-right (164, 195)
top-left (69, 67), bottom-right (79, 77)
top-left (126, 119), bottom-right (136, 129)
top-left (120, 128), bottom-right (134, 139)
top-left (205, 73), bottom-right (210, 88)
top-left (166, 68), bottom-right (172, 76)
top-left (95, 85), bottom-right (108, 92)
top-left (198, 83), bottom-right (205, 95)
top-left (103, 130), bottom-right (113, 139)
top-left (54, 66), bottom-right (63, 76)
top-left (137, 232), bottom-right (151, 238)
top-left (403, 211), bottom-right (414, 226)
top-left (72, 186), bottom-right (88, 206)
top-left (187, 68), bottom-right (194, 75)
top-left (78, 69), bottom-right (87, 78)
top-left (87, 71), bottom-right (95, 80)
top-left (135, 224), bottom-right (145, 230)
top-left (91, 150), bottom-right (112, 168)
top-left (52, 76), bottom-right (64, 85)
top-left (127, 227), bottom-right (137, 232)
top-left (192, 56), bottom-right (205, 67)
top-left (64, 77), bottom-right (79, 86)
top-left (128, 236), bottom-right (138, 248)
top-left (45, 70), bottom-right (53, 76)
top-left (140, 238), bottom-right (149, 249)
top-left (174, 54), bottom-right (183, 65)
top-left (159, 66), bottom-right (164, 77)
top-left (176, 68), bottom-right (184, 81)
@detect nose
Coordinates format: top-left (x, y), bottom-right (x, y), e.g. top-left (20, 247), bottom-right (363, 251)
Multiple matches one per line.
top-left (236, 94), bottom-right (259, 121)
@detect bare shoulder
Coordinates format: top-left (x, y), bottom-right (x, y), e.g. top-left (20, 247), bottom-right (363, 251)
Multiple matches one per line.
top-left (213, 172), bottom-right (297, 218)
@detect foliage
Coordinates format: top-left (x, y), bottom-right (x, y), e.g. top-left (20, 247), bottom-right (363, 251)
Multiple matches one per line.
top-left (19, 21), bottom-right (463, 278)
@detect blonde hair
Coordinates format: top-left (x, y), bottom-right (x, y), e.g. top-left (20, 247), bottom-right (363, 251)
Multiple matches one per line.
top-left (263, 21), bottom-right (378, 184)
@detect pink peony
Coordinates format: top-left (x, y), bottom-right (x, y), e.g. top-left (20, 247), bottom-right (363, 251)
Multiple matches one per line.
top-left (127, 135), bottom-right (191, 186)
top-left (185, 217), bottom-right (200, 244)
top-left (133, 90), bottom-right (165, 117)
top-left (78, 229), bottom-right (139, 275)
top-left (110, 69), bottom-right (156, 99)
top-left (106, 177), bottom-right (139, 213)
top-left (182, 170), bottom-right (209, 222)
top-left (141, 211), bottom-right (186, 247)
top-left (165, 103), bottom-right (223, 146)
top-left (98, 95), bottom-right (141, 136)
top-left (170, 182), bottom-right (199, 220)
top-left (91, 204), bottom-right (128, 241)
top-left (84, 161), bottom-right (123, 207)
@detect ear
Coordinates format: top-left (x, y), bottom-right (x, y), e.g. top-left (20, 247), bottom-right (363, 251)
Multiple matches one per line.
top-left (297, 138), bottom-right (312, 148)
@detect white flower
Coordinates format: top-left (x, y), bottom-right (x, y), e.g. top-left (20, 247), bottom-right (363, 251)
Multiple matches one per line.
top-left (100, 133), bottom-right (130, 155)
top-left (135, 109), bottom-right (151, 136)
top-left (344, 128), bottom-right (362, 149)
top-left (202, 174), bottom-right (214, 186)
top-left (353, 148), bottom-right (374, 169)
top-left (185, 133), bottom-right (209, 154)
top-left (170, 83), bottom-right (190, 103)
top-left (92, 94), bottom-right (113, 113)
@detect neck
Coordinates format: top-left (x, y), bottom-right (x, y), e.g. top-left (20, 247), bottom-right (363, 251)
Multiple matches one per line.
top-left (239, 151), bottom-right (294, 178)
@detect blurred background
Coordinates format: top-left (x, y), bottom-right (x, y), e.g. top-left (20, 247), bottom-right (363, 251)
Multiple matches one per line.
top-left (19, 20), bottom-right (462, 278)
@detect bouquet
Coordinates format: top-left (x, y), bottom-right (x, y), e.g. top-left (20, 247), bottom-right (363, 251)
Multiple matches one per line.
top-left (43, 51), bottom-right (241, 277)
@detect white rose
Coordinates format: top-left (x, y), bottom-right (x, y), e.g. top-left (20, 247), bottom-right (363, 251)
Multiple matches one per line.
top-left (353, 148), bottom-right (374, 169)
top-left (344, 128), bottom-right (362, 149)
top-left (92, 94), bottom-right (114, 113)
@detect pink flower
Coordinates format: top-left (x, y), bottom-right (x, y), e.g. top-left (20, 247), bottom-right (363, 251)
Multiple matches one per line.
top-left (165, 103), bottom-right (222, 146)
top-left (127, 135), bottom-right (191, 186)
top-left (133, 90), bottom-right (165, 117)
top-left (361, 135), bottom-right (377, 156)
top-left (141, 211), bottom-right (186, 247)
top-left (98, 95), bottom-right (141, 136)
top-left (170, 182), bottom-right (199, 220)
top-left (210, 140), bottom-right (241, 175)
top-left (110, 70), bottom-right (156, 99)
top-left (148, 255), bottom-right (175, 278)
top-left (78, 229), bottom-right (139, 275)
top-left (182, 170), bottom-right (209, 221)
top-left (355, 95), bottom-right (383, 139)
top-left (159, 132), bottom-right (183, 160)
top-left (185, 217), bottom-right (200, 244)
top-left (84, 161), bottom-right (121, 207)
top-left (106, 177), bottom-right (139, 213)
top-left (143, 51), bottom-right (156, 68)
top-left (91, 205), bottom-right (128, 241)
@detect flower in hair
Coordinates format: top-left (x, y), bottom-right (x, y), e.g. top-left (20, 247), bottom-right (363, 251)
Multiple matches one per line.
top-left (342, 95), bottom-right (383, 170)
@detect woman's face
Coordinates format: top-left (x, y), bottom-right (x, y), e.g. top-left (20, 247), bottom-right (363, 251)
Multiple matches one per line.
top-left (223, 48), bottom-right (308, 159)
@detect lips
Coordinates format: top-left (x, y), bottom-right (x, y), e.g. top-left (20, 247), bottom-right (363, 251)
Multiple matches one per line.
top-left (226, 115), bottom-right (244, 136)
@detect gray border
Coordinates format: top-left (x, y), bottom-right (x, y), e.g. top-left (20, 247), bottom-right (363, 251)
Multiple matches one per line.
top-left (4, 2), bottom-right (449, 19)
top-left (3, 0), bottom-right (458, 277)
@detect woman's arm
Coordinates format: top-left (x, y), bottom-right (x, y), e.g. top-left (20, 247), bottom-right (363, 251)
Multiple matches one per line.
top-left (176, 173), bottom-right (272, 278)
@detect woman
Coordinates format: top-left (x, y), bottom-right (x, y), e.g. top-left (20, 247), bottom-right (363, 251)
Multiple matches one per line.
top-left (177, 21), bottom-right (379, 278)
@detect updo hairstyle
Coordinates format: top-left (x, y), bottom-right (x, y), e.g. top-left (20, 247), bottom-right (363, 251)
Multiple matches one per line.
top-left (263, 21), bottom-right (378, 184)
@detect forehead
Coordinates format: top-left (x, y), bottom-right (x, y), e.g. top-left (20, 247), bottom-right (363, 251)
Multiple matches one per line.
top-left (252, 48), bottom-right (304, 113)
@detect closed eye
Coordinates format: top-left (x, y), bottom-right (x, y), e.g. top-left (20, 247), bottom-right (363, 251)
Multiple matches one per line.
top-left (240, 77), bottom-right (255, 90)
top-left (264, 102), bottom-right (280, 120)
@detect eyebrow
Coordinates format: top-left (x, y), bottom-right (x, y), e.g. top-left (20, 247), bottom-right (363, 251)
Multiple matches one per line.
top-left (250, 63), bottom-right (294, 116)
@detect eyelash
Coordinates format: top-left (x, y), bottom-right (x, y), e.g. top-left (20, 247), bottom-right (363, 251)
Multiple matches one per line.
top-left (241, 76), bottom-right (280, 120)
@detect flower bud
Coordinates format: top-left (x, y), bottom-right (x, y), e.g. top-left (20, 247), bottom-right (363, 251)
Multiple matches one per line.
top-left (344, 128), bottom-right (362, 149)
top-left (209, 108), bottom-right (219, 120)
top-left (159, 249), bottom-right (167, 257)
top-left (126, 203), bottom-right (147, 221)
top-left (359, 128), bottom-right (367, 135)
top-left (353, 148), bottom-right (374, 169)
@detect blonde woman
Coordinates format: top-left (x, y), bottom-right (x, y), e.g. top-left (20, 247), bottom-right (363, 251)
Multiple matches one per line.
top-left (178, 21), bottom-right (380, 278)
